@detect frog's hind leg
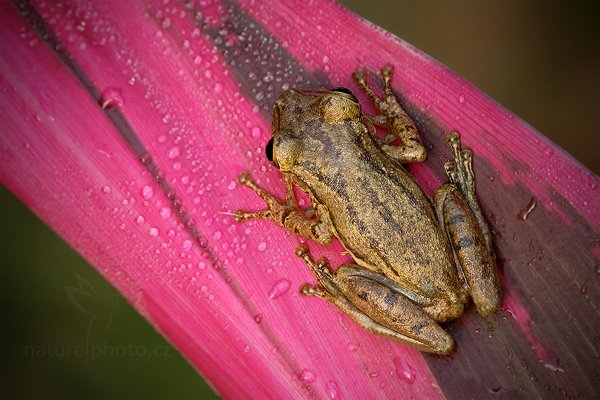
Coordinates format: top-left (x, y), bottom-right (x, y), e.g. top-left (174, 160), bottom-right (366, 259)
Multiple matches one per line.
top-left (295, 244), bottom-right (455, 355)
top-left (434, 133), bottom-right (501, 315)
top-left (235, 172), bottom-right (334, 244)
top-left (353, 66), bottom-right (426, 163)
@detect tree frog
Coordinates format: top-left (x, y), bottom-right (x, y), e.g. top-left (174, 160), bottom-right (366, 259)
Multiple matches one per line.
top-left (235, 66), bottom-right (502, 355)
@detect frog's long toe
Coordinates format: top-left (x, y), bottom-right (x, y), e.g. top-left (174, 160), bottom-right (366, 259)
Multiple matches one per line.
top-left (445, 132), bottom-right (476, 197)
top-left (444, 160), bottom-right (459, 184)
top-left (300, 283), bottom-right (328, 298)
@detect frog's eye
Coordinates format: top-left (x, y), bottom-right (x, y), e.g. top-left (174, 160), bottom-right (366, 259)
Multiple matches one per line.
top-left (331, 87), bottom-right (353, 95)
top-left (330, 87), bottom-right (358, 104)
top-left (265, 137), bottom-right (277, 166)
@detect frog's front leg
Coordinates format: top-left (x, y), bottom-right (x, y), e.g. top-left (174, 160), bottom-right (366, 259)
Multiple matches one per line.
top-left (353, 66), bottom-right (426, 163)
top-left (295, 244), bottom-right (455, 355)
top-left (235, 172), bottom-right (334, 244)
top-left (434, 133), bottom-right (502, 315)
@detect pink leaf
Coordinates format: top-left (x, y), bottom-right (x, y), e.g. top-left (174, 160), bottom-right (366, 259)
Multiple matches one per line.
top-left (1, 0), bottom-right (597, 398)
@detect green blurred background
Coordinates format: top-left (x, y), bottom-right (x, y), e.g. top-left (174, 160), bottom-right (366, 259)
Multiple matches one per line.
top-left (1, 1), bottom-right (598, 399)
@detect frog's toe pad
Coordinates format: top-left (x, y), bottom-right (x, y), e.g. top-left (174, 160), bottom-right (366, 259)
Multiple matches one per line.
top-left (237, 172), bottom-right (252, 185)
top-left (352, 69), bottom-right (366, 82)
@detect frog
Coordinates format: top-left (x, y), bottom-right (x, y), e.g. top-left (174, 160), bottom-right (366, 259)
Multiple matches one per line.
top-left (235, 65), bottom-right (502, 355)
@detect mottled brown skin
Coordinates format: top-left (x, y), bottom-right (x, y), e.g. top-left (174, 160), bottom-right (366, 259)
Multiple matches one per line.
top-left (236, 66), bottom-right (502, 355)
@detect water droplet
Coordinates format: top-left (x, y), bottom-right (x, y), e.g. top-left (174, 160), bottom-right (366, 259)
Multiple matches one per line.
top-left (141, 185), bottom-right (154, 199)
top-left (517, 197), bottom-right (537, 221)
top-left (182, 239), bottom-right (192, 251)
top-left (167, 146), bottom-right (180, 159)
top-left (136, 215), bottom-right (145, 224)
top-left (254, 314), bottom-right (263, 324)
top-left (326, 380), bottom-right (340, 399)
top-left (101, 185), bottom-right (111, 194)
top-left (227, 181), bottom-right (237, 190)
top-left (458, 94), bottom-right (465, 104)
top-left (299, 368), bottom-right (316, 383)
top-left (251, 126), bottom-right (262, 138)
top-left (214, 83), bottom-right (223, 93)
top-left (98, 87), bottom-right (124, 110)
top-left (393, 357), bottom-right (416, 384)
top-left (347, 343), bottom-right (359, 352)
top-left (149, 227), bottom-right (158, 237)
top-left (269, 279), bottom-right (291, 299)
top-left (257, 241), bottom-right (267, 251)
top-left (213, 231), bottom-right (222, 239)
top-left (160, 207), bottom-right (171, 219)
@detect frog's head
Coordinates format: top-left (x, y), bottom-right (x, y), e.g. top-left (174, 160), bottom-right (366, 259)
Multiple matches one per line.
top-left (266, 87), bottom-right (361, 172)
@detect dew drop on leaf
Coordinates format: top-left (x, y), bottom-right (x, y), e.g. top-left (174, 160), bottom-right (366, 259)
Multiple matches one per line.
top-left (251, 126), bottom-right (262, 138)
top-left (141, 185), bottom-right (154, 199)
top-left (167, 146), bottom-right (180, 159)
top-left (393, 356), bottom-right (416, 384)
top-left (299, 368), bottom-right (316, 383)
top-left (268, 279), bottom-right (290, 299)
top-left (160, 207), bottom-right (171, 220)
top-left (326, 380), bottom-right (341, 399)
top-left (98, 87), bottom-right (124, 110)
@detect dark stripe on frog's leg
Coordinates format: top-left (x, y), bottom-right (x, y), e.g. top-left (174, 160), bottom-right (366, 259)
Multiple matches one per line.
top-left (434, 184), bottom-right (501, 316)
top-left (457, 237), bottom-right (475, 248)
top-left (448, 214), bottom-right (465, 225)
top-left (384, 291), bottom-right (398, 308)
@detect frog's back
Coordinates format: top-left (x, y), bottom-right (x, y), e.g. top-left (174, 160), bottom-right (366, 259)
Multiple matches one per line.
top-left (298, 128), bottom-right (458, 296)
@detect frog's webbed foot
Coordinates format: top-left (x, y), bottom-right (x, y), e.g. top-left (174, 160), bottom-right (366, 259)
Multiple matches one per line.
top-left (235, 172), bottom-right (334, 244)
top-left (445, 133), bottom-right (476, 206)
top-left (295, 244), bottom-right (340, 300)
top-left (235, 172), bottom-right (287, 221)
top-left (353, 66), bottom-right (426, 163)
